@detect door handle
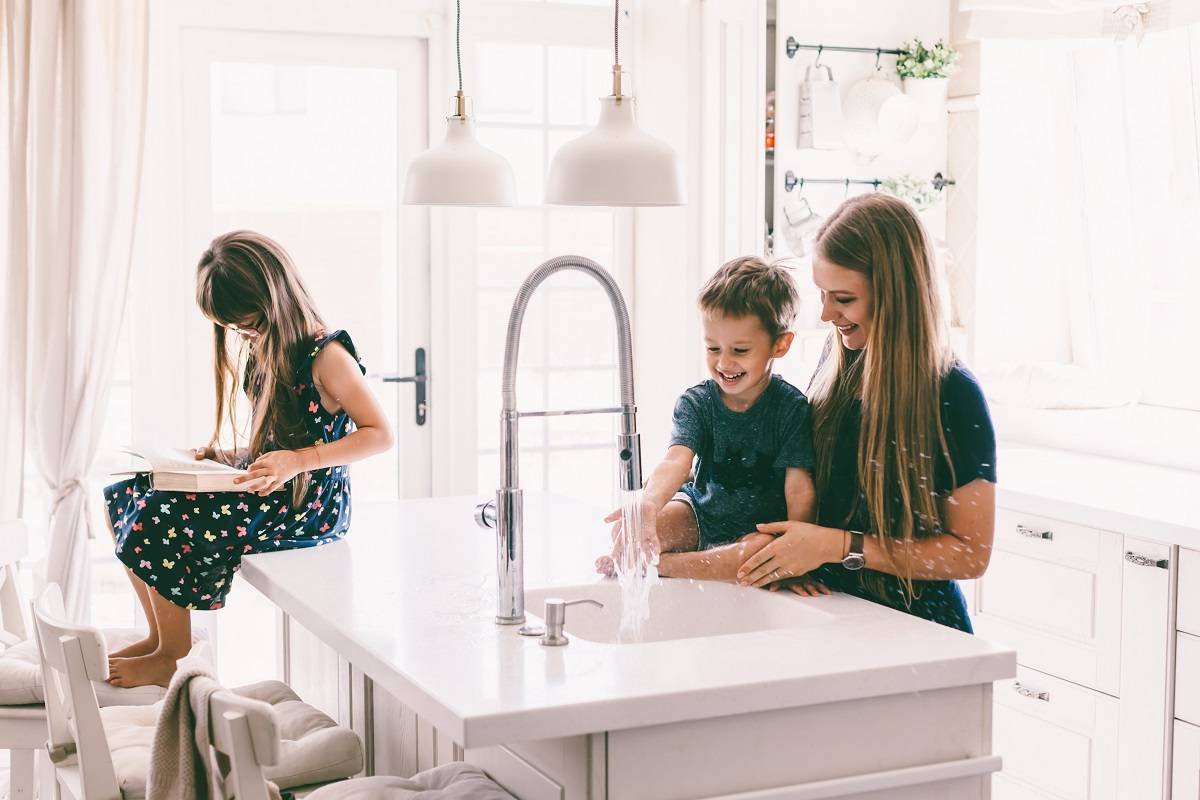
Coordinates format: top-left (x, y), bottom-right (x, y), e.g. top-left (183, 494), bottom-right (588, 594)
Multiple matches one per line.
top-left (379, 347), bottom-right (427, 426)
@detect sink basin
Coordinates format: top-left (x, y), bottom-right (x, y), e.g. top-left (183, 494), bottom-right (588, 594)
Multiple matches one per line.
top-left (525, 579), bottom-right (837, 644)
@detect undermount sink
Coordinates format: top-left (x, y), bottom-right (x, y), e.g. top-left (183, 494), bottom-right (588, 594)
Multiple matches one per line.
top-left (524, 579), bottom-right (838, 644)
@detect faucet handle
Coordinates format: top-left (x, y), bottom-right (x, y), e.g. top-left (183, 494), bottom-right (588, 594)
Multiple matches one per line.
top-left (540, 597), bottom-right (603, 647)
top-left (474, 499), bottom-right (497, 529)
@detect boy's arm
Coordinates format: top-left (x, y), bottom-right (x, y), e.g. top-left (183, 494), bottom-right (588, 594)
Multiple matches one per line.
top-left (659, 533), bottom-right (774, 582)
top-left (642, 445), bottom-right (696, 513)
top-left (784, 467), bottom-right (816, 522)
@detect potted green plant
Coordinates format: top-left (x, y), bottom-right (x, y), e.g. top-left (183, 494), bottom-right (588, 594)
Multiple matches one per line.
top-left (896, 38), bottom-right (959, 120)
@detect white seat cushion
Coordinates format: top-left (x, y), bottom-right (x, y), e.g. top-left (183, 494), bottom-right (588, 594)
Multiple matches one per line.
top-left (0, 628), bottom-right (206, 707)
top-left (305, 764), bottom-right (515, 799)
top-left (235, 680), bottom-right (364, 789)
top-left (100, 702), bottom-right (159, 799)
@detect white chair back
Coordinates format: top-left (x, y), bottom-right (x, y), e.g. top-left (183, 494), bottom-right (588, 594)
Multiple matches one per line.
top-left (32, 583), bottom-right (122, 799)
top-left (208, 690), bottom-right (281, 800)
top-left (0, 520), bottom-right (30, 643)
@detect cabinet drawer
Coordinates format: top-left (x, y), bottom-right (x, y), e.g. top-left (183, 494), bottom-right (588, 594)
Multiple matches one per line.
top-left (1175, 719), bottom-right (1200, 799)
top-left (1178, 633), bottom-right (1200, 726)
top-left (1180, 548), bottom-right (1200, 636)
top-left (992, 666), bottom-right (1118, 800)
top-left (974, 509), bottom-right (1123, 694)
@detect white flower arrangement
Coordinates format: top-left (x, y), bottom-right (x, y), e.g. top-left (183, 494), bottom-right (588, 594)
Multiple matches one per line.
top-left (896, 38), bottom-right (959, 80)
top-left (880, 174), bottom-right (940, 212)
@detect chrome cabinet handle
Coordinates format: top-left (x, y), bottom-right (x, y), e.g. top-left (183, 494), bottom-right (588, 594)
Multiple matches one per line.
top-left (1125, 551), bottom-right (1169, 569)
top-left (1014, 682), bottom-right (1050, 702)
top-left (1016, 524), bottom-right (1053, 540)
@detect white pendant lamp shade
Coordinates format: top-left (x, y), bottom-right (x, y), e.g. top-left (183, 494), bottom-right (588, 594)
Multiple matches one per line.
top-left (545, 94), bottom-right (684, 207)
top-left (403, 100), bottom-right (517, 207)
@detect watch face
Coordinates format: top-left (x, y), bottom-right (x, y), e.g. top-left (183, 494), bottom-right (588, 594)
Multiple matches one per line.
top-left (842, 554), bottom-right (866, 571)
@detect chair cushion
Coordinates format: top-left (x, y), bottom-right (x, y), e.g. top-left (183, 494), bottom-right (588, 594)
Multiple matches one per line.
top-left (0, 628), bottom-right (209, 707)
top-left (100, 701), bottom-right (159, 799)
top-left (305, 764), bottom-right (515, 799)
top-left (234, 680), bottom-right (364, 789)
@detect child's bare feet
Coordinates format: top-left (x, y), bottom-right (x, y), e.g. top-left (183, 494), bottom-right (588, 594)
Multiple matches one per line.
top-left (107, 652), bottom-right (179, 688)
top-left (109, 636), bottom-right (159, 659)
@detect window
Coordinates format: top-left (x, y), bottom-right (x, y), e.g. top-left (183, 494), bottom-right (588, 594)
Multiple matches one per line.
top-left (467, 3), bottom-right (634, 509)
top-left (975, 27), bottom-right (1200, 414)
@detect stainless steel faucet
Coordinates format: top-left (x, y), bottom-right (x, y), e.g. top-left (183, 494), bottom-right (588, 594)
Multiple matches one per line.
top-left (475, 256), bottom-right (643, 625)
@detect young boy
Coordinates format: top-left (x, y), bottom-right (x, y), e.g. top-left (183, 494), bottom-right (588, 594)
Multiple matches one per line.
top-left (598, 256), bottom-right (818, 584)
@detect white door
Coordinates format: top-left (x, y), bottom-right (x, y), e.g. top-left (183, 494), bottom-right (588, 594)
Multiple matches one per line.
top-left (177, 27), bottom-right (430, 696)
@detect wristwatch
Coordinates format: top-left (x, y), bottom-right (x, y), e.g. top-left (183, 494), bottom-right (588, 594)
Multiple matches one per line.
top-left (841, 530), bottom-right (866, 571)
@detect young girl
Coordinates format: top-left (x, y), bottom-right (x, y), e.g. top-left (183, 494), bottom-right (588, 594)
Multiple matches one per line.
top-left (104, 231), bottom-right (394, 687)
top-left (737, 194), bottom-right (996, 632)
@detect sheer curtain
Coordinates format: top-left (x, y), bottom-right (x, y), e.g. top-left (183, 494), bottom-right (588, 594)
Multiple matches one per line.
top-left (3, 0), bottom-right (150, 619)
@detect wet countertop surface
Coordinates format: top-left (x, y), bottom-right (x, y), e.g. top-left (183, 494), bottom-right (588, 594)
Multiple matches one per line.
top-left (242, 494), bottom-right (1014, 748)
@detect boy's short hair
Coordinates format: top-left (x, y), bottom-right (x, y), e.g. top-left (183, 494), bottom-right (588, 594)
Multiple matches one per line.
top-left (698, 256), bottom-right (799, 340)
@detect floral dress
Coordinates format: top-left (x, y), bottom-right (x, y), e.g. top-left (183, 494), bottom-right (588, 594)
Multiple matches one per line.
top-left (107, 330), bottom-right (364, 610)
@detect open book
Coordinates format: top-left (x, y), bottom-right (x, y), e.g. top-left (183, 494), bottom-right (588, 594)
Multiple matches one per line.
top-left (113, 446), bottom-right (281, 493)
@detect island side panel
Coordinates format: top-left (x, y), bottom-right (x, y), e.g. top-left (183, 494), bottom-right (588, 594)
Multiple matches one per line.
top-left (466, 734), bottom-right (605, 800)
top-left (605, 685), bottom-right (991, 799)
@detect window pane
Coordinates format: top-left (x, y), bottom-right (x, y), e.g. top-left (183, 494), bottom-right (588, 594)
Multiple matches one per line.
top-left (476, 125), bottom-right (546, 206)
top-left (475, 43), bottom-right (544, 124)
top-left (547, 46), bottom-right (609, 126)
top-left (209, 61), bottom-right (402, 497)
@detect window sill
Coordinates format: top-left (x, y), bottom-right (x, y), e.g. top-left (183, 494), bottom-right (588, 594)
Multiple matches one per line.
top-left (991, 402), bottom-right (1200, 473)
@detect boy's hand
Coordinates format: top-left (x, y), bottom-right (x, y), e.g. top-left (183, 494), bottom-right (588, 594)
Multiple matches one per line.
top-left (602, 501), bottom-right (661, 571)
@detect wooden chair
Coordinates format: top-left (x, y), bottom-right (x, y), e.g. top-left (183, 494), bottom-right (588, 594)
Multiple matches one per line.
top-left (0, 520), bottom-right (47, 799)
top-left (208, 691), bottom-right (515, 799)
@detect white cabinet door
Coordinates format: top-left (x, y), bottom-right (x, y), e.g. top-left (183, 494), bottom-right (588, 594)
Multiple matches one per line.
top-left (992, 666), bottom-right (1118, 800)
top-left (974, 508), bottom-right (1123, 694)
top-left (1175, 719), bottom-right (1200, 799)
top-left (1116, 537), bottom-right (1172, 800)
top-left (1179, 547), bottom-right (1200, 636)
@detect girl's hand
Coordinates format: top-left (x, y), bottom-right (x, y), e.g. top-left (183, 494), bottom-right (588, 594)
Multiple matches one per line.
top-left (737, 521), bottom-right (842, 588)
top-left (236, 449), bottom-right (313, 496)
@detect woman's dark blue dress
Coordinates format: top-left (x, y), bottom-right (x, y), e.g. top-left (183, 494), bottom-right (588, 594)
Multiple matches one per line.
top-left (811, 361), bottom-right (997, 632)
top-left (106, 330), bottom-right (364, 610)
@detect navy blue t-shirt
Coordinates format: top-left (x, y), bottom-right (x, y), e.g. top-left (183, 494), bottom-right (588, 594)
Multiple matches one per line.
top-left (669, 375), bottom-right (815, 549)
top-left (811, 361), bottom-right (996, 632)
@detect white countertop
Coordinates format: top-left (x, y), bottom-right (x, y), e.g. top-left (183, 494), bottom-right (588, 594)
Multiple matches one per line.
top-left (241, 494), bottom-right (1014, 749)
top-left (997, 444), bottom-right (1200, 547)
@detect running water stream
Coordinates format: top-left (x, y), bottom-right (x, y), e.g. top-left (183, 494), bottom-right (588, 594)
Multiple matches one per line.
top-left (614, 488), bottom-right (659, 638)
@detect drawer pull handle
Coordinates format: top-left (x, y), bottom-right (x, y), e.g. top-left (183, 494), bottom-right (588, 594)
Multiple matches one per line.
top-left (1125, 551), bottom-right (1169, 569)
top-left (1016, 524), bottom-right (1053, 540)
top-left (1014, 682), bottom-right (1050, 702)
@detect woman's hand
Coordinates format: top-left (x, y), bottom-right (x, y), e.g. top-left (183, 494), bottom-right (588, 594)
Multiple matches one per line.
top-left (235, 449), bottom-right (314, 496)
top-left (769, 574), bottom-right (833, 597)
top-left (737, 521), bottom-right (843, 588)
top-left (193, 446), bottom-right (217, 461)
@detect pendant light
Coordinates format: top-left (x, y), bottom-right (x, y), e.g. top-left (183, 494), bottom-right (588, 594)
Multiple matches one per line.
top-left (403, 0), bottom-right (516, 206)
top-left (544, 0), bottom-right (684, 207)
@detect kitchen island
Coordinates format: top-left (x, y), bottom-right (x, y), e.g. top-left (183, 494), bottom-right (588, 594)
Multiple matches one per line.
top-left (241, 494), bottom-right (1014, 799)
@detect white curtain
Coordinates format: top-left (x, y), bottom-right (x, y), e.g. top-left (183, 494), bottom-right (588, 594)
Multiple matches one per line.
top-left (3, 0), bottom-right (149, 619)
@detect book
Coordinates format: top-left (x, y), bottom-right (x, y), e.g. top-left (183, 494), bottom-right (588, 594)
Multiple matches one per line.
top-left (113, 446), bottom-right (283, 493)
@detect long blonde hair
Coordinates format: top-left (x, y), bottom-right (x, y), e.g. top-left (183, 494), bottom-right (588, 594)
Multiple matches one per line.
top-left (808, 194), bottom-right (954, 600)
top-left (195, 231), bottom-right (325, 506)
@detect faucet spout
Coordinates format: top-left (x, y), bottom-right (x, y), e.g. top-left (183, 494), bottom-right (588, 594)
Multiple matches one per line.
top-left (482, 255), bottom-right (642, 625)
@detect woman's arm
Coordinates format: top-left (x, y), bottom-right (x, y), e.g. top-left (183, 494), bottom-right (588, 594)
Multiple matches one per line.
top-left (737, 478), bottom-right (996, 586)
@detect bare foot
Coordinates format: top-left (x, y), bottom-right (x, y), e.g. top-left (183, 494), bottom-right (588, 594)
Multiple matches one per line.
top-left (107, 652), bottom-right (179, 688)
top-left (109, 636), bottom-right (159, 659)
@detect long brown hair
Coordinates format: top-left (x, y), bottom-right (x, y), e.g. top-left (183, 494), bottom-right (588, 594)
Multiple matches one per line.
top-left (808, 194), bottom-right (954, 600)
top-left (195, 231), bottom-right (325, 507)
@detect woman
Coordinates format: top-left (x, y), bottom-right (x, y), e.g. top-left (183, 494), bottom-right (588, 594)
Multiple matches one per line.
top-left (737, 194), bottom-right (996, 632)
